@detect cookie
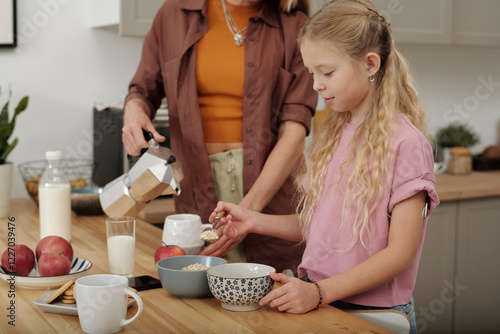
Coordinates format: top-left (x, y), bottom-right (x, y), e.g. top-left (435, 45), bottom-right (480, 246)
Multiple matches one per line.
top-left (63, 289), bottom-right (73, 297)
top-left (61, 298), bottom-right (76, 304)
top-left (47, 280), bottom-right (75, 304)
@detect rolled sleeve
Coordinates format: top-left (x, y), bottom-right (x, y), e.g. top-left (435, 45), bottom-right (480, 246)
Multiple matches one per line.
top-left (389, 176), bottom-right (440, 216)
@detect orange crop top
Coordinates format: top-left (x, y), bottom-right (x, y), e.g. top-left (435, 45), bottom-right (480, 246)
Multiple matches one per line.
top-left (196, 0), bottom-right (261, 143)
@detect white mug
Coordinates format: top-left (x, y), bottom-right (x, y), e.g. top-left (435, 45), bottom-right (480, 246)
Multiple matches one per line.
top-left (434, 162), bottom-right (447, 175)
top-left (162, 214), bottom-right (212, 254)
top-left (76, 274), bottom-right (143, 334)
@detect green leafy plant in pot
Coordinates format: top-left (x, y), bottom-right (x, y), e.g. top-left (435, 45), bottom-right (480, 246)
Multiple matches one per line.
top-left (435, 122), bottom-right (480, 174)
top-left (0, 89), bottom-right (29, 217)
top-left (435, 122), bottom-right (480, 148)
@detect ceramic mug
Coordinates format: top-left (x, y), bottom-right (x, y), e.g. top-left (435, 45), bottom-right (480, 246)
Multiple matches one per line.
top-left (162, 214), bottom-right (212, 254)
top-left (434, 162), bottom-right (447, 175)
top-left (76, 274), bottom-right (143, 334)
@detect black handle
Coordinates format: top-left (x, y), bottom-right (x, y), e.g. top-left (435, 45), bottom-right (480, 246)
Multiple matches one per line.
top-left (142, 129), bottom-right (154, 142)
top-left (127, 130), bottom-right (155, 163)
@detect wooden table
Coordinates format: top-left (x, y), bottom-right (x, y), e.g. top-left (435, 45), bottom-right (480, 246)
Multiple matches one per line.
top-left (0, 199), bottom-right (390, 334)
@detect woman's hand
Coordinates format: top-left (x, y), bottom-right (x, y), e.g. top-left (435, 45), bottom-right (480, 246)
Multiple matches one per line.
top-left (199, 234), bottom-right (246, 258)
top-left (122, 98), bottom-right (165, 155)
top-left (259, 272), bottom-right (321, 314)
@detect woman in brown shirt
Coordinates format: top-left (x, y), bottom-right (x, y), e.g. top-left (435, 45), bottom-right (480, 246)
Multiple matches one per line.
top-left (122, 0), bottom-right (317, 274)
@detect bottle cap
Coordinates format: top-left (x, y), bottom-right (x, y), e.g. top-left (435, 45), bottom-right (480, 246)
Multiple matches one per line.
top-left (45, 151), bottom-right (62, 160)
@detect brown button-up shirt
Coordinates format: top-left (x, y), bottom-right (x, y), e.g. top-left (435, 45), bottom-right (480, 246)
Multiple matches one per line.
top-left (126, 0), bottom-right (317, 272)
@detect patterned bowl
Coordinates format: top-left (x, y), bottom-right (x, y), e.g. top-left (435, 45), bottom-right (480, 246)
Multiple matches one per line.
top-left (206, 263), bottom-right (275, 311)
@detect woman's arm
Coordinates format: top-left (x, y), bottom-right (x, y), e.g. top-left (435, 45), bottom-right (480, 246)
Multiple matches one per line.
top-left (201, 122), bottom-right (306, 257)
top-left (259, 191), bottom-right (427, 314)
top-left (239, 120), bottom-right (306, 212)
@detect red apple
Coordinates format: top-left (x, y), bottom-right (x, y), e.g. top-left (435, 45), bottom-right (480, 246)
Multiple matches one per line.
top-left (154, 243), bottom-right (186, 263)
top-left (37, 252), bottom-right (71, 276)
top-left (36, 236), bottom-right (73, 263)
top-left (1, 245), bottom-right (36, 276)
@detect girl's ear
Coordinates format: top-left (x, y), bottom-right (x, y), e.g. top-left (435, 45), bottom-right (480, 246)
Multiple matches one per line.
top-left (365, 52), bottom-right (381, 75)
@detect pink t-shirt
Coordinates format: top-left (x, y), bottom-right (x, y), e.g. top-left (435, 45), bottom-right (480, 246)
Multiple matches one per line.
top-left (298, 114), bottom-right (439, 307)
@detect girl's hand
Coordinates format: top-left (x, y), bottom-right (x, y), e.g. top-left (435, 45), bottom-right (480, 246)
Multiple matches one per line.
top-left (259, 272), bottom-right (321, 314)
top-left (208, 201), bottom-right (254, 240)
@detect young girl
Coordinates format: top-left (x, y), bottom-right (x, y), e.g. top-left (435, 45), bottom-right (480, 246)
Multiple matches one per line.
top-left (210, 1), bottom-right (439, 333)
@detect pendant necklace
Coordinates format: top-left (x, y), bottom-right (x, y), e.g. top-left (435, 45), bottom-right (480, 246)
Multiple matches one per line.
top-left (221, 0), bottom-right (248, 47)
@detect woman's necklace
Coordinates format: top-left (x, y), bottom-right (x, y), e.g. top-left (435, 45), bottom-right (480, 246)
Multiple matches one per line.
top-left (221, 0), bottom-right (248, 47)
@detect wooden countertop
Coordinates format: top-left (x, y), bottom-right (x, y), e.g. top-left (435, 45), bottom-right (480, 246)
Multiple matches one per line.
top-left (435, 171), bottom-right (500, 202)
top-left (0, 199), bottom-right (390, 334)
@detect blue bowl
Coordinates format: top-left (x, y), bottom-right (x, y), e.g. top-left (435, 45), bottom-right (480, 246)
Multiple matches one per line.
top-left (156, 255), bottom-right (227, 298)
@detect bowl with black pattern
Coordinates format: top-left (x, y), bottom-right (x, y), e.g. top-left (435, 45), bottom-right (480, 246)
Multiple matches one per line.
top-left (206, 263), bottom-right (275, 311)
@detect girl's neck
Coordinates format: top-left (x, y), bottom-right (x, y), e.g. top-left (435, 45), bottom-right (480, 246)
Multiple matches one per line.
top-left (348, 112), bottom-right (364, 126)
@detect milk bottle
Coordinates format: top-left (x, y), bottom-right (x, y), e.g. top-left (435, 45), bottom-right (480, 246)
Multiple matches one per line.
top-left (38, 151), bottom-right (72, 241)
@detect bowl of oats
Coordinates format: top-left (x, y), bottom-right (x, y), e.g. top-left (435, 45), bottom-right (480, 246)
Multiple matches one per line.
top-left (156, 255), bottom-right (227, 298)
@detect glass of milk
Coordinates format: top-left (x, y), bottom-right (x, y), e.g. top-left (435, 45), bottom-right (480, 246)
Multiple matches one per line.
top-left (106, 217), bottom-right (136, 277)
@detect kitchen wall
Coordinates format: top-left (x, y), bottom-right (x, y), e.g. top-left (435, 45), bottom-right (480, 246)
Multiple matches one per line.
top-left (1, 1), bottom-right (143, 199)
top-left (1, 1), bottom-right (500, 199)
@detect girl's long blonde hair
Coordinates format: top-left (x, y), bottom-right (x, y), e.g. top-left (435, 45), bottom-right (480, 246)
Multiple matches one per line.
top-left (296, 0), bottom-right (428, 248)
top-left (280, 0), bottom-right (310, 15)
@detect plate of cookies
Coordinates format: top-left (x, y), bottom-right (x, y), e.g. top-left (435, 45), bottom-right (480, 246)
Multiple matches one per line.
top-left (33, 280), bottom-right (140, 316)
top-left (0, 258), bottom-right (92, 289)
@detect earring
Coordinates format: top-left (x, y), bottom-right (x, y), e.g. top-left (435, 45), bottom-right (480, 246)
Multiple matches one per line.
top-left (369, 73), bottom-right (375, 82)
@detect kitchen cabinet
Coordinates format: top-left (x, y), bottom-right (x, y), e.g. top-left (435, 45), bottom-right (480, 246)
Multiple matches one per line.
top-left (414, 195), bottom-right (500, 333)
top-left (370, 0), bottom-right (500, 47)
top-left (453, 0), bottom-right (500, 46)
top-left (372, 0), bottom-right (453, 45)
top-left (413, 202), bottom-right (456, 334)
top-left (88, 0), bottom-right (164, 36)
top-left (454, 196), bottom-right (500, 334)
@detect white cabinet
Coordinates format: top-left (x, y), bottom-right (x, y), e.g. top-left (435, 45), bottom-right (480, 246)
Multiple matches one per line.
top-left (372, 0), bottom-right (453, 45)
top-left (119, 0), bottom-right (165, 36)
top-left (453, 0), bottom-right (500, 46)
top-left (88, 0), bottom-right (164, 37)
top-left (371, 0), bottom-right (500, 47)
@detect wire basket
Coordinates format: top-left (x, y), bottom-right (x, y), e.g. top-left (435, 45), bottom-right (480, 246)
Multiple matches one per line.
top-left (18, 159), bottom-right (96, 204)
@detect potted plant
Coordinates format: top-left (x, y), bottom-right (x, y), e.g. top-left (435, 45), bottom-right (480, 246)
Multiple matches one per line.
top-left (0, 88), bottom-right (29, 218)
top-left (435, 123), bottom-right (480, 174)
top-left (435, 123), bottom-right (480, 148)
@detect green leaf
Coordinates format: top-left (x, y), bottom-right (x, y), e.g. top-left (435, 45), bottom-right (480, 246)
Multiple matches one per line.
top-left (0, 137), bottom-right (18, 162)
top-left (0, 124), bottom-right (13, 142)
top-left (0, 101), bottom-right (9, 124)
top-left (13, 96), bottom-right (29, 119)
top-left (0, 91), bottom-right (29, 164)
